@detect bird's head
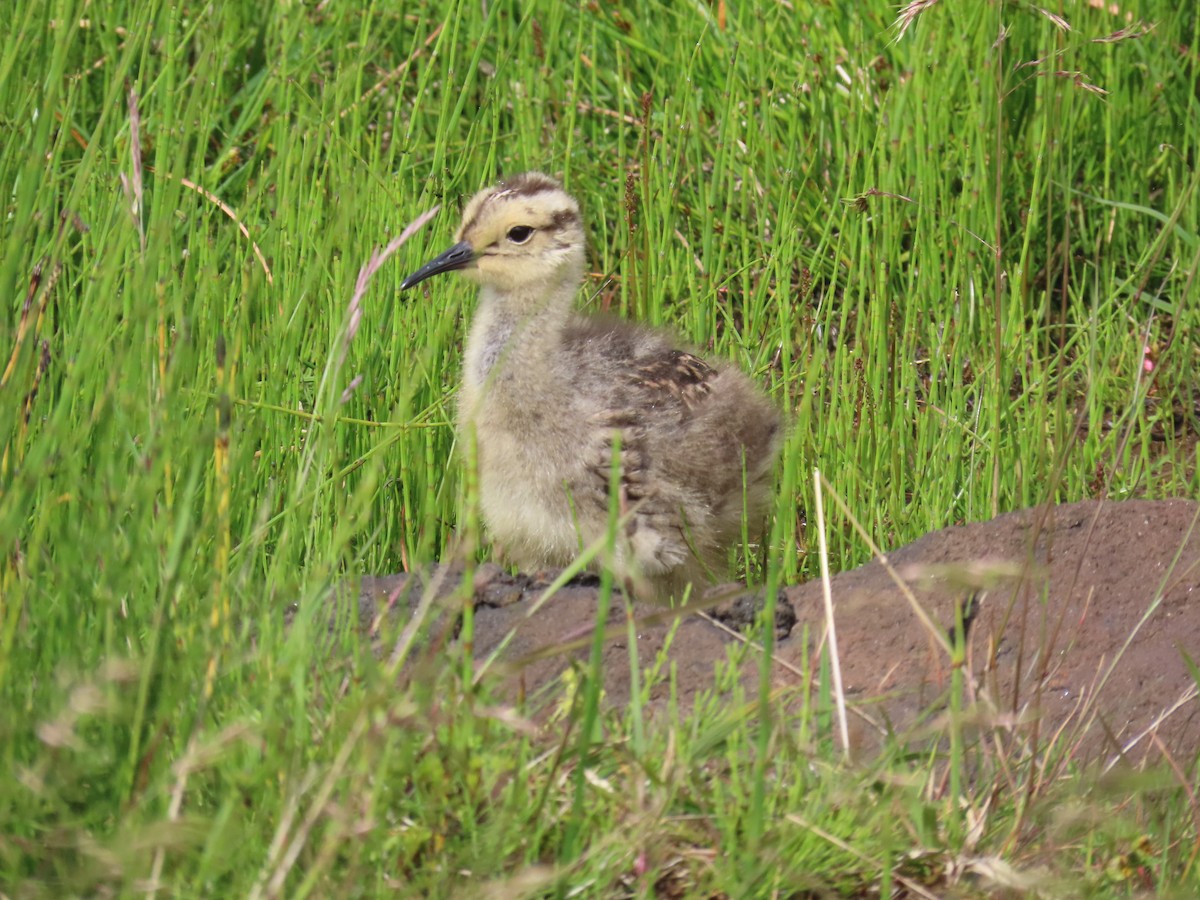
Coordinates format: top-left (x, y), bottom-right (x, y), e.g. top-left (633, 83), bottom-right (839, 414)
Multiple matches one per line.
top-left (401, 172), bottom-right (585, 297)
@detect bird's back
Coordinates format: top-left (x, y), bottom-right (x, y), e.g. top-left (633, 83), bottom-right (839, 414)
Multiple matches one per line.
top-left (558, 316), bottom-right (781, 588)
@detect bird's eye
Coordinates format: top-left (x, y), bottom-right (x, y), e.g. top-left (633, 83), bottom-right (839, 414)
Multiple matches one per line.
top-left (506, 225), bottom-right (534, 244)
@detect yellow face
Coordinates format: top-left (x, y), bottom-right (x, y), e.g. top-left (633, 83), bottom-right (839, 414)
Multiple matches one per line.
top-left (402, 172), bottom-right (585, 295)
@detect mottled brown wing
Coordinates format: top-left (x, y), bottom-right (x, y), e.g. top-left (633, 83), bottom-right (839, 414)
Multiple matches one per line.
top-left (625, 349), bottom-right (716, 415)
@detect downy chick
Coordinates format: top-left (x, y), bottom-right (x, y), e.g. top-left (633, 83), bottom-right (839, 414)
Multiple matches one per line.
top-left (401, 172), bottom-right (780, 599)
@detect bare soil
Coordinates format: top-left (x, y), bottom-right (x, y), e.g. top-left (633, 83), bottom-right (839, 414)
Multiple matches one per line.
top-left (344, 498), bottom-right (1200, 767)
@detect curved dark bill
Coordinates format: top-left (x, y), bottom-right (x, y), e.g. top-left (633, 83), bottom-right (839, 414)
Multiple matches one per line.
top-left (400, 240), bottom-right (476, 290)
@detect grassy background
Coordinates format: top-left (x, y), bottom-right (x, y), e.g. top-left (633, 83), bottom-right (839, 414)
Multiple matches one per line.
top-left (2, 0), bottom-right (1198, 895)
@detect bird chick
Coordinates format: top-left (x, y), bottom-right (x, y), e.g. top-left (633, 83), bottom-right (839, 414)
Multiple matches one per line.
top-left (401, 172), bottom-right (780, 599)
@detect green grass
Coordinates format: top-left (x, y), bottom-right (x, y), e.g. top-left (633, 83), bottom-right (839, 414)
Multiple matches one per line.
top-left (2, 0), bottom-right (1199, 895)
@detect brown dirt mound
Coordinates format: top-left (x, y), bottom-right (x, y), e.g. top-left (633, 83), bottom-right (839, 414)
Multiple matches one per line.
top-left (343, 498), bottom-right (1200, 767)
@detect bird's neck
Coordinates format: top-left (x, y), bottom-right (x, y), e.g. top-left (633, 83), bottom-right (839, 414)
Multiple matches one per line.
top-left (463, 281), bottom-right (575, 393)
